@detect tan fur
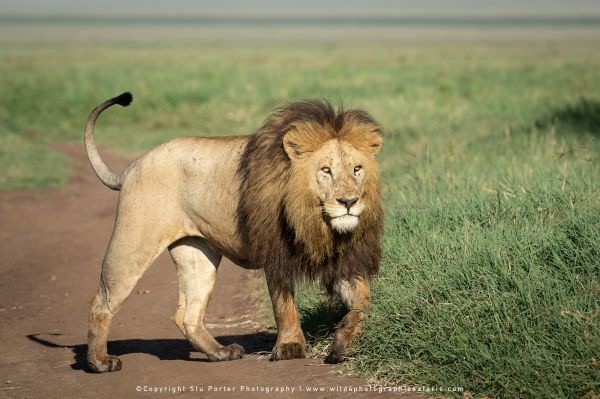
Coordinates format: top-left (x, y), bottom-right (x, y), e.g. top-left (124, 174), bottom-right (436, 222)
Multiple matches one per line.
top-left (84, 95), bottom-right (383, 372)
top-left (268, 284), bottom-right (308, 360)
top-left (283, 130), bottom-right (382, 262)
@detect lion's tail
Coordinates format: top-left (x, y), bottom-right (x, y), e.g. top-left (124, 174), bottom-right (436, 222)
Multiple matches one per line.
top-left (84, 92), bottom-right (133, 191)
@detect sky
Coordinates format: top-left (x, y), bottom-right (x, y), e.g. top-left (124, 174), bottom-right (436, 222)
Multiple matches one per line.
top-left (2, 0), bottom-right (600, 16)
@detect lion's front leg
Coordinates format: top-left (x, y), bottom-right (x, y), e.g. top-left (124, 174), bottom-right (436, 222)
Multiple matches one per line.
top-left (325, 276), bottom-right (370, 364)
top-left (267, 281), bottom-right (307, 361)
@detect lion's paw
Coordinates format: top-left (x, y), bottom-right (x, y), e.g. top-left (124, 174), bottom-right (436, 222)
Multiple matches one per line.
top-left (207, 343), bottom-right (245, 361)
top-left (270, 342), bottom-right (306, 361)
top-left (88, 355), bottom-right (122, 373)
top-left (324, 348), bottom-right (344, 364)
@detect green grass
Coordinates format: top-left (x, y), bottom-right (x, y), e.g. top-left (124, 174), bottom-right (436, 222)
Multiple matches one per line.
top-left (0, 134), bottom-right (69, 189)
top-left (1, 42), bottom-right (599, 398)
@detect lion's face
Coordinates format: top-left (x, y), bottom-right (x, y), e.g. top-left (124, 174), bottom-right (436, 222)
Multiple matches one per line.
top-left (312, 139), bottom-right (368, 233)
top-left (283, 119), bottom-right (381, 235)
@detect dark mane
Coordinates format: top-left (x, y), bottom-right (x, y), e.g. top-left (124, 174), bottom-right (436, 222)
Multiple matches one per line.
top-left (236, 100), bottom-right (383, 293)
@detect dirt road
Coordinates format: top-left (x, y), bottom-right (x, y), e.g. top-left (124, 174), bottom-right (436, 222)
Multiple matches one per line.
top-left (0, 143), bottom-right (418, 398)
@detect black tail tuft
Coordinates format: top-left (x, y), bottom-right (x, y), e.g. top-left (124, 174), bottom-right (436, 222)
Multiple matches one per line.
top-left (113, 92), bottom-right (133, 107)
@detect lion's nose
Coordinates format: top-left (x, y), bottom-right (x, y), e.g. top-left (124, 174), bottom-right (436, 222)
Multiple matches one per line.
top-left (337, 197), bottom-right (359, 211)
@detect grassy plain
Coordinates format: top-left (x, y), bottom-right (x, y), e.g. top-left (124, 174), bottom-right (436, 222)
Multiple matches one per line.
top-left (1, 39), bottom-right (599, 398)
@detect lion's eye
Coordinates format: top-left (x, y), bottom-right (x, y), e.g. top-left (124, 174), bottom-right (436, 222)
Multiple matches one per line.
top-left (354, 165), bottom-right (362, 173)
top-left (321, 166), bottom-right (332, 175)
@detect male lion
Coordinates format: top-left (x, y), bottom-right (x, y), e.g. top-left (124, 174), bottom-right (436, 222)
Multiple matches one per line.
top-left (85, 92), bottom-right (383, 372)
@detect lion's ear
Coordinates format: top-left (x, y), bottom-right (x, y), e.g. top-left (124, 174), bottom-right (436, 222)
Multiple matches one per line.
top-left (340, 110), bottom-right (383, 157)
top-left (282, 132), bottom-right (304, 161)
top-left (282, 122), bottom-right (323, 161)
top-left (343, 129), bottom-right (383, 157)
top-left (365, 131), bottom-right (382, 156)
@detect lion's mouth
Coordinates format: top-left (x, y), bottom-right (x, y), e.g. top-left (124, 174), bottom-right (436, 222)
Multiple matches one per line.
top-left (330, 214), bottom-right (359, 233)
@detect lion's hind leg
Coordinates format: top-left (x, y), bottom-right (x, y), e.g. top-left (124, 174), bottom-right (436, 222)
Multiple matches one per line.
top-left (87, 225), bottom-right (170, 373)
top-left (169, 237), bottom-right (244, 361)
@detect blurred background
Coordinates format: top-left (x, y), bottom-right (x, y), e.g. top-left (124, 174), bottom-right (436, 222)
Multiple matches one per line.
top-left (2, 0), bottom-right (600, 42)
top-left (1, 1), bottom-right (599, 398)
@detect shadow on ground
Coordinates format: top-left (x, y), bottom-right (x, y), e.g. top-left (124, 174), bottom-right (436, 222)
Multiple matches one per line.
top-left (536, 97), bottom-right (600, 135)
top-left (300, 300), bottom-right (346, 344)
top-left (27, 331), bottom-right (276, 372)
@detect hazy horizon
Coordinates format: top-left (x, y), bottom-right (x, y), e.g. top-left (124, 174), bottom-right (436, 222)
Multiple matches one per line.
top-left (2, 0), bottom-right (599, 43)
top-left (2, 0), bottom-right (600, 16)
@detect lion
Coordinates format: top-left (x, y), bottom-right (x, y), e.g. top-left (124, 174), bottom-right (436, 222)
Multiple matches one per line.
top-left (84, 92), bottom-right (383, 372)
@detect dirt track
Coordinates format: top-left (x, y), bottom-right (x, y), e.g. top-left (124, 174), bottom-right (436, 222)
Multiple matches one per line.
top-left (0, 143), bottom-right (419, 398)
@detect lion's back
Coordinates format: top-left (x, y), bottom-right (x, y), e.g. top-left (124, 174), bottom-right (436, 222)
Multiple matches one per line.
top-left (119, 135), bottom-right (252, 262)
